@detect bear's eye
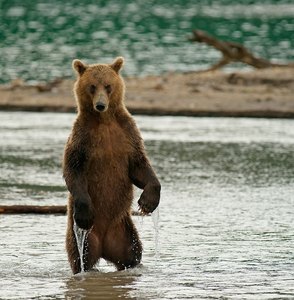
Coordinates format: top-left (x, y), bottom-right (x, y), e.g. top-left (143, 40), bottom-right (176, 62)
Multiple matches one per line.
top-left (89, 85), bottom-right (96, 94)
top-left (105, 85), bottom-right (112, 94)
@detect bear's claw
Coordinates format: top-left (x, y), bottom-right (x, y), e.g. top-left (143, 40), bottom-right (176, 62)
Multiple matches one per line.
top-left (137, 183), bottom-right (160, 215)
top-left (74, 198), bottom-right (94, 230)
top-left (138, 195), bottom-right (159, 215)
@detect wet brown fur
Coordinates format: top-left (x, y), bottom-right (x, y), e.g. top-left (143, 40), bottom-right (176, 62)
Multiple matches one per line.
top-left (63, 57), bottom-right (161, 274)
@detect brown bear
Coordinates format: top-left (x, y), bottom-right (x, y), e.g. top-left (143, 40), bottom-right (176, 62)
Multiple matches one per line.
top-left (63, 57), bottom-right (161, 274)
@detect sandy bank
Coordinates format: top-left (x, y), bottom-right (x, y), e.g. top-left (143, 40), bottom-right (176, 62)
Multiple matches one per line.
top-left (0, 67), bottom-right (293, 118)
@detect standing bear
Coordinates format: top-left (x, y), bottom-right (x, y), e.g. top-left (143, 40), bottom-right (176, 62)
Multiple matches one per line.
top-left (63, 57), bottom-right (161, 274)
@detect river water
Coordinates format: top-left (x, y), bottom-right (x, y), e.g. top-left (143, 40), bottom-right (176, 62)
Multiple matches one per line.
top-left (1, 0), bottom-right (293, 83)
top-left (0, 112), bottom-right (294, 299)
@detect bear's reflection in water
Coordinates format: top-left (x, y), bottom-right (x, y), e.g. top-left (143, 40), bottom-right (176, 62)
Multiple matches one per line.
top-left (65, 269), bottom-right (139, 299)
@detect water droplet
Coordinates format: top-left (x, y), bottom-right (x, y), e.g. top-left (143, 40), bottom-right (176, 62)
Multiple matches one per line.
top-left (152, 207), bottom-right (160, 260)
top-left (73, 221), bottom-right (88, 273)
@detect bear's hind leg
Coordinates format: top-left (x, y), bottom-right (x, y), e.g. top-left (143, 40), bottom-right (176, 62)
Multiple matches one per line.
top-left (66, 223), bottom-right (102, 274)
top-left (66, 224), bottom-right (80, 274)
top-left (102, 215), bottom-right (142, 271)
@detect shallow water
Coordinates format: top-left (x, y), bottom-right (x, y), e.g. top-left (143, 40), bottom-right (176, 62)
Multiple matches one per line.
top-left (0, 112), bottom-right (294, 299)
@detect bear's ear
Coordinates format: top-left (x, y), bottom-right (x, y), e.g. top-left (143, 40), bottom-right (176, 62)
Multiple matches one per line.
top-left (72, 59), bottom-right (87, 76)
top-left (110, 57), bottom-right (124, 73)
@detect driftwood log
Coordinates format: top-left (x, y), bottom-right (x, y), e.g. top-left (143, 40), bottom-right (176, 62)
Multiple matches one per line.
top-left (0, 205), bottom-right (144, 216)
top-left (189, 29), bottom-right (293, 72)
top-left (0, 205), bottom-right (67, 214)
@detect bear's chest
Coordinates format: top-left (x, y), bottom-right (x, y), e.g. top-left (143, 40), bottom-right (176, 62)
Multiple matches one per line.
top-left (87, 123), bottom-right (132, 171)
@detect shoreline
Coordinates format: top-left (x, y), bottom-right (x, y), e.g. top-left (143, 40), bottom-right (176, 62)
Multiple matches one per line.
top-left (1, 104), bottom-right (294, 119)
top-left (0, 66), bottom-right (293, 118)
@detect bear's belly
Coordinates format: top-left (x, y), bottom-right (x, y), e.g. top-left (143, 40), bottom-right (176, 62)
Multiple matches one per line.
top-left (85, 122), bottom-right (134, 221)
top-left (86, 151), bottom-right (133, 221)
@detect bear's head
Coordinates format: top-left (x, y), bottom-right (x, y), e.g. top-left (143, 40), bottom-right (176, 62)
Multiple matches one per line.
top-left (72, 57), bottom-right (125, 115)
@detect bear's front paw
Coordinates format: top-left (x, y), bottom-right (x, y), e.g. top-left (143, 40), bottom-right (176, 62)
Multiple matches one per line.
top-left (74, 198), bottom-right (94, 230)
top-left (138, 184), bottom-right (160, 215)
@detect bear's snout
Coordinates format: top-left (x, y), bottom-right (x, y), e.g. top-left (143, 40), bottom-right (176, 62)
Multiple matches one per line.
top-left (95, 102), bottom-right (106, 112)
top-left (94, 93), bottom-right (108, 112)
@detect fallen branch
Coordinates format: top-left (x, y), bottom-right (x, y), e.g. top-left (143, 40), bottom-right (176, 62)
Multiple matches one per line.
top-left (0, 205), bottom-right (67, 214)
top-left (189, 29), bottom-right (293, 72)
top-left (0, 205), bottom-right (145, 216)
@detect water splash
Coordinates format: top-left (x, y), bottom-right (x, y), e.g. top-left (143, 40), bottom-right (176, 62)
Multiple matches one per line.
top-left (151, 207), bottom-right (160, 260)
top-left (73, 221), bottom-right (88, 273)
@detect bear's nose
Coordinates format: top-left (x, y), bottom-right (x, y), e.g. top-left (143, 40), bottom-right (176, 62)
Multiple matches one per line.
top-left (95, 102), bottom-right (106, 112)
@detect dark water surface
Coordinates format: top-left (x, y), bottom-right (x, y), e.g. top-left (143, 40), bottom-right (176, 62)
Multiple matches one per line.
top-left (0, 112), bottom-right (294, 299)
top-left (0, 0), bottom-right (293, 83)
